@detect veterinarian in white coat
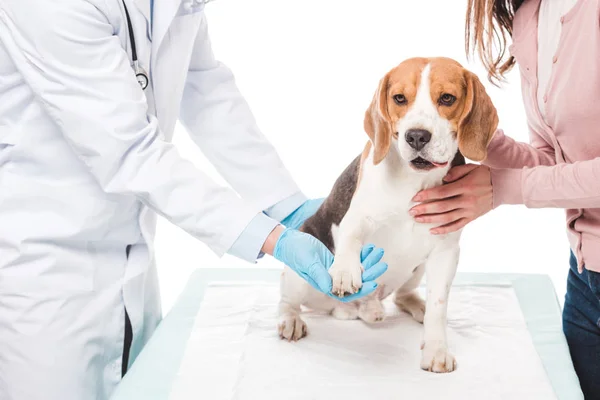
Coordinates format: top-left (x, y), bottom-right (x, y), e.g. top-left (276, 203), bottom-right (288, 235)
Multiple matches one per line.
top-left (0, 1), bottom-right (388, 399)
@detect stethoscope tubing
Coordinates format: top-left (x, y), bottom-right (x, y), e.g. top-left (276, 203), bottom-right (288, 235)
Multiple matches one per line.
top-left (122, 0), bottom-right (149, 90)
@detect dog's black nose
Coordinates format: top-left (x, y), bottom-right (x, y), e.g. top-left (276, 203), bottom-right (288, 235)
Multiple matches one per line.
top-left (405, 129), bottom-right (432, 151)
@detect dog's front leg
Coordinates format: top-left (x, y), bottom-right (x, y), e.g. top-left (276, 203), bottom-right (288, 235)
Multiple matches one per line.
top-left (420, 244), bottom-right (459, 373)
top-left (329, 211), bottom-right (372, 298)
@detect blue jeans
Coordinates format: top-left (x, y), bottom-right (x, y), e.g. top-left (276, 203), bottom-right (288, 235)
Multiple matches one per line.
top-left (563, 252), bottom-right (600, 399)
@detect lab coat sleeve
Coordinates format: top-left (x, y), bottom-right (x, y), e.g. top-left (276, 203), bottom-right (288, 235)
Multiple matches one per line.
top-left (179, 13), bottom-right (306, 215)
top-left (0, 0), bottom-right (275, 260)
top-left (263, 192), bottom-right (308, 222)
top-left (228, 192), bottom-right (307, 261)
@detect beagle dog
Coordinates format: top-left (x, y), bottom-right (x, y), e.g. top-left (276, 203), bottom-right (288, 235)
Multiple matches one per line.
top-left (277, 57), bottom-right (498, 373)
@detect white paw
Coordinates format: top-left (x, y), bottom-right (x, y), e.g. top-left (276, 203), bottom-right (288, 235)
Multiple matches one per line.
top-left (394, 291), bottom-right (426, 323)
top-left (329, 258), bottom-right (363, 298)
top-left (332, 304), bottom-right (359, 320)
top-left (420, 342), bottom-right (457, 373)
top-left (277, 314), bottom-right (307, 341)
top-left (358, 300), bottom-right (386, 324)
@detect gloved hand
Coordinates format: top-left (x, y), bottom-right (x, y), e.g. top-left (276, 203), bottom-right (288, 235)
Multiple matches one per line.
top-left (273, 228), bottom-right (387, 302)
top-left (280, 198), bottom-right (325, 230)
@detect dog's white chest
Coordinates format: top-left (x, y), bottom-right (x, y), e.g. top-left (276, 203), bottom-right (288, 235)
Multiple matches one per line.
top-left (331, 200), bottom-right (440, 295)
top-left (332, 165), bottom-right (449, 293)
top-left (366, 212), bottom-right (439, 287)
top-left (370, 215), bottom-right (435, 260)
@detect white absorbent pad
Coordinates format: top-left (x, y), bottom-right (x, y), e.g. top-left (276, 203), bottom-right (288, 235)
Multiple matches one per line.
top-left (168, 282), bottom-right (556, 400)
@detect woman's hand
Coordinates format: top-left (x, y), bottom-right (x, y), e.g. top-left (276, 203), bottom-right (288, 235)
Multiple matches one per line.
top-left (410, 164), bottom-right (493, 235)
top-left (263, 226), bottom-right (388, 302)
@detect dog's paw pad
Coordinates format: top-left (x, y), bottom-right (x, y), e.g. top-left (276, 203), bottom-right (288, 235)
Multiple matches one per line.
top-left (277, 315), bottom-right (307, 342)
top-left (420, 344), bottom-right (456, 373)
top-left (329, 259), bottom-right (363, 298)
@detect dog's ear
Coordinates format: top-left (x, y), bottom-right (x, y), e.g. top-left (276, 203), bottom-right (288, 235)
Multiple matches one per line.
top-left (457, 71), bottom-right (498, 162)
top-left (364, 73), bottom-right (393, 165)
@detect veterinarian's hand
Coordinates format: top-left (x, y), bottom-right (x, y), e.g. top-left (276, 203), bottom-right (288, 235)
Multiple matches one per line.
top-left (271, 228), bottom-right (388, 301)
top-left (410, 164), bottom-right (493, 234)
top-left (280, 198), bottom-right (325, 230)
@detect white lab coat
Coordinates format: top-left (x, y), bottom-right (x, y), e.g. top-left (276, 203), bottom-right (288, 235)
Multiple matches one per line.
top-left (0, 0), bottom-right (300, 398)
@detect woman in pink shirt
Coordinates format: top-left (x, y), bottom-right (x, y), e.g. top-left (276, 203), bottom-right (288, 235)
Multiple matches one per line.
top-left (410, 0), bottom-right (600, 397)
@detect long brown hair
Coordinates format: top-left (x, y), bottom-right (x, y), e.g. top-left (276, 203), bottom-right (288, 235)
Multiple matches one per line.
top-left (465, 0), bottom-right (524, 85)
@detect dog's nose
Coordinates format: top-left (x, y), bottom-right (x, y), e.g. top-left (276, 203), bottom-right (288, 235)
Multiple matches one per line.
top-left (405, 129), bottom-right (432, 151)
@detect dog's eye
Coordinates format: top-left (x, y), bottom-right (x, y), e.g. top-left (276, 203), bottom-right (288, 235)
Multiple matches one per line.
top-left (393, 94), bottom-right (407, 105)
top-left (439, 93), bottom-right (456, 106)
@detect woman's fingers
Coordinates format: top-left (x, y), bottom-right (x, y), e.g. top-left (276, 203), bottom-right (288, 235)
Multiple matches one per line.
top-left (412, 179), bottom-right (465, 202)
top-left (430, 218), bottom-right (470, 235)
top-left (414, 209), bottom-right (466, 225)
top-left (411, 165), bottom-right (492, 232)
top-left (443, 164), bottom-right (479, 183)
top-left (410, 196), bottom-right (467, 216)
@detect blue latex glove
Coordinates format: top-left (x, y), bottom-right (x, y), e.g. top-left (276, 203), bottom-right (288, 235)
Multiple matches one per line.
top-left (273, 228), bottom-right (387, 302)
top-left (280, 198), bottom-right (325, 230)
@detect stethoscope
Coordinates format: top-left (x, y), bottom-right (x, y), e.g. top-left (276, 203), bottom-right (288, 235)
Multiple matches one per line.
top-left (121, 0), bottom-right (216, 91)
top-left (122, 0), bottom-right (149, 90)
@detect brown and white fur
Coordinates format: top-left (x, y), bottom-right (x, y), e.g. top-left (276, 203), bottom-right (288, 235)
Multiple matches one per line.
top-left (278, 57), bottom-right (498, 373)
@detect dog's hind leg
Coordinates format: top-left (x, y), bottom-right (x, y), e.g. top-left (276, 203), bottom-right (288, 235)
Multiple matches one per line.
top-left (358, 298), bottom-right (385, 323)
top-left (393, 264), bottom-right (426, 323)
top-left (356, 285), bottom-right (386, 323)
top-left (331, 303), bottom-right (360, 320)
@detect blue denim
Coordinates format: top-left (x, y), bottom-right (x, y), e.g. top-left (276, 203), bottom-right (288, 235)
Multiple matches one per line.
top-left (563, 252), bottom-right (600, 399)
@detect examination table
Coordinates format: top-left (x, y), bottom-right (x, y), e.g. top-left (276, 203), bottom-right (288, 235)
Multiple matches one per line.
top-left (111, 269), bottom-right (583, 400)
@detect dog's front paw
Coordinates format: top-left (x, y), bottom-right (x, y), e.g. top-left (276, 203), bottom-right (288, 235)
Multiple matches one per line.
top-left (420, 342), bottom-right (457, 373)
top-left (277, 314), bottom-right (307, 342)
top-left (329, 257), bottom-right (363, 297)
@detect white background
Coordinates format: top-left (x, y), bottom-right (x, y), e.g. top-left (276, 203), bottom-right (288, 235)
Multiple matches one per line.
top-left (155, 0), bottom-right (569, 314)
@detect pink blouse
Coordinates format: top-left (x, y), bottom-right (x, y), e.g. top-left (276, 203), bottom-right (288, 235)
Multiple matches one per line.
top-left (483, 0), bottom-right (600, 272)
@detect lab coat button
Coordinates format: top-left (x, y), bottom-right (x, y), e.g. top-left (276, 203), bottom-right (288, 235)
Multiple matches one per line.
top-left (543, 95), bottom-right (548, 103)
top-left (560, 16), bottom-right (565, 23)
top-left (552, 55), bottom-right (558, 63)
